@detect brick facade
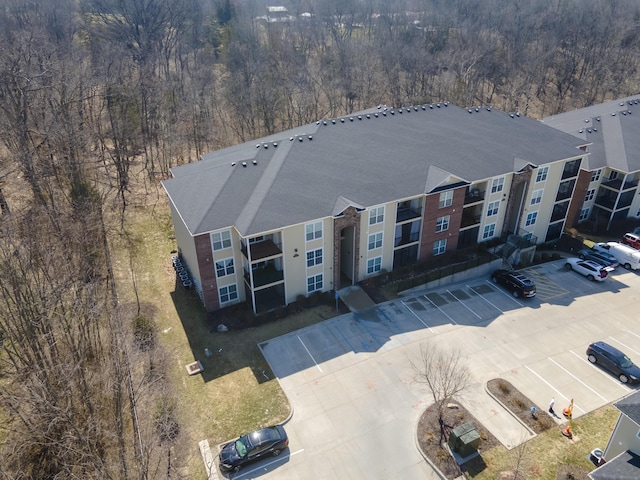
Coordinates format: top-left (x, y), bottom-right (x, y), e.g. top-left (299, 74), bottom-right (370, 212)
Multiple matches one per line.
top-left (194, 233), bottom-right (219, 311)
top-left (333, 206), bottom-right (362, 289)
top-left (420, 186), bottom-right (465, 261)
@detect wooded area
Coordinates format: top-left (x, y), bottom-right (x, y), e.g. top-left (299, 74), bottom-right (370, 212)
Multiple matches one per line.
top-left (1, 0), bottom-right (640, 477)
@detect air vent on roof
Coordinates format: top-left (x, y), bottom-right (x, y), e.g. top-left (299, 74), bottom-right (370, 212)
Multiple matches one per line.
top-left (486, 107), bottom-right (492, 111)
top-left (468, 109), bottom-right (473, 113)
top-left (516, 112), bottom-right (520, 117)
top-left (429, 104), bottom-right (433, 109)
top-left (263, 143), bottom-right (268, 148)
top-left (290, 137), bottom-right (294, 141)
top-left (398, 109), bottom-right (403, 114)
top-left (444, 102), bottom-right (449, 106)
top-left (350, 117), bottom-right (354, 121)
top-left (256, 144), bottom-right (260, 148)
top-left (308, 135), bottom-right (313, 140)
top-left (253, 160), bottom-right (257, 165)
top-left (273, 142), bottom-right (278, 147)
top-left (382, 112), bottom-right (387, 116)
top-left (585, 119), bottom-right (589, 123)
top-left (587, 129), bottom-right (592, 133)
top-left (623, 111), bottom-right (627, 115)
top-left (366, 114), bottom-right (370, 119)
top-left (242, 162), bottom-right (247, 167)
top-left (629, 101), bottom-right (633, 105)
top-left (358, 115), bottom-right (362, 120)
top-left (628, 110), bottom-right (633, 115)
top-left (510, 113), bottom-right (515, 118)
top-left (593, 128), bottom-right (597, 132)
top-left (612, 112), bottom-right (616, 116)
top-left (390, 110), bottom-right (395, 115)
top-left (298, 136), bottom-right (303, 142)
top-left (475, 107), bottom-right (480, 112)
top-left (332, 119), bottom-right (336, 124)
top-left (620, 102), bottom-right (625, 106)
top-left (596, 117), bottom-right (600, 121)
top-left (579, 129), bottom-right (583, 133)
top-left (377, 105), bottom-right (382, 109)
top-left (635, 100), bottom-right (639, 104)
top-left (436, 103), bottom-right (441, 108)
top-left (374, 113), bottom-right (378, 117)
top-left (323, 121), bottom-right (327, 125)
top-left (383, 107), bottom-right (388, 111)
top-left (340, 118), bottom-right (345, 123)
top-left (414, 106), bottom-right (418, 111)
top-left (231, 162), bottom-right (236, 166)
top-left (422, 105), bottom-right (426, 110)
top-left (316, 121), bottom-right (320, 125)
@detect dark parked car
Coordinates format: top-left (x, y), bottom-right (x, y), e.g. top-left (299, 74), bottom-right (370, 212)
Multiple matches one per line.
top-left (586, 341), bottom-right (640, 384)
top-left (490, 269), bottom-right (536, 298)
top-left (219, 425), bottom-right (289, 472)
top-left (577, 248), bottom-right (618, 268)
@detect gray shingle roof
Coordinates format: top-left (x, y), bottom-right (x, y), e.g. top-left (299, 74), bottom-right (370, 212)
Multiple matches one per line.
top-left (589, 450), bottom-right (640, 480)
top-left (542, 95), bottom-right (640, 173)
top-left (163, 104), bottom-right (586, 237)
top-left (614, 390), bottom-right (640, 425)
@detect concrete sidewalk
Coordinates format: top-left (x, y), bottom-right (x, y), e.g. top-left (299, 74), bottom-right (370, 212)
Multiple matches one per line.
top-left (337, 285), bottom-right (376, 312)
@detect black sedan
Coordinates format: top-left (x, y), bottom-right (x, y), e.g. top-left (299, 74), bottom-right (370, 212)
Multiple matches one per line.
top-left (218, 425), bottom-right (289, 472)
top-left (586, 341), bottom-right (640, 384)
top-left (490, 269), bottom-right (536, 298)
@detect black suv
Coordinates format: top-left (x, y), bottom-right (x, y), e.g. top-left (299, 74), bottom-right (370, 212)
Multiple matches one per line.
top-left (490, 269), bottom-right (536, 298)
top-left (586, 341), bottom-right (640, 384)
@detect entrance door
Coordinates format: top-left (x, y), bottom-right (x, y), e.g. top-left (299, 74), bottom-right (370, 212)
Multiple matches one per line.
top-left (339, 226), bottom-right (355, 288)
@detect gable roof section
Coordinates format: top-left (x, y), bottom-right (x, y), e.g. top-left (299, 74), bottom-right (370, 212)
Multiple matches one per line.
top-left (589, 450), bottom-right (640, 480)
top-left (614, 390), bottom-right (640, 425)
top-left (164, 104), bottom-right (586, 236)
top-left (542, 95), bottom-right (640, 173)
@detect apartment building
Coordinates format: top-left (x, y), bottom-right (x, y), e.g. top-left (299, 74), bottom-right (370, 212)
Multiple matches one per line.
top-left (542, 95), bottom-right (640, 231)
top-left (163, 103), bottom-right (587, 313)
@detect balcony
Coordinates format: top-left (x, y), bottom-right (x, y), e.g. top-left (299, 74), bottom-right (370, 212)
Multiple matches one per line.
top-left (461, 204), bottom-right (483, 228)
top-left (464, 189), bottom-right (485, 205)
top-left (396, 206), bottom-right (422, 223)
top-left (241, 239), bottom-right (282, 261)
top-left (244, 264), bottom-right (284, 288)
top-left (601, 178), bottom-right (639, 191)
top-left (561, 159), bottom-right (581, 179)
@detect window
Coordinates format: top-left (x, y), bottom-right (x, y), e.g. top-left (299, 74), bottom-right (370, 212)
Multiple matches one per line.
top-left (433, 239), bottom-right (446, 255)
top-left (482, 223), bottom-right (496, 239)
top-left (306, 248), bottom-right (323, 267)
top-left (584, 189), bottom-right (595, 202)
top-left (579, 208), bottom-right (590, 221)
top-left (219, 284), bottom-right (238, 304)
top-left (215, 258), bottom-right (234, 278)
top-left (439, 191), bottom-right (453, 208)
top-left (435, 215), bottom-right (450, 232)
top-left (369, 206), bottom-right (384, 225)
top-left (487, 201), bottom-right (500, 216)
top-left (305, 221), bottom-right (322, 241)
top-left (536, 166), bottom-right (549, 182)
top-left (367, 257), bottom-right (382, 274)
top-left (307, 274), bottom-right (323, 293)
top-left (491, 177), bottom-right (505, 193)
top-left (530, 189), bottom-right (543, 205)
top-left (591, 169), bottom-right (601, 182)
top-left (525, 211), bottom-right (538, 227)
top-left (212, 231), bottom-right (231, 251)
top-left (249, 236), bottom-right (264, 244)
top-left (368, 232), bottom-right (383, 250)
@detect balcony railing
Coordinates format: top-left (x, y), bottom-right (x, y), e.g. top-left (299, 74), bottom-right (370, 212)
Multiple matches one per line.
top-left (396, 207), bottom-right (422, 223)
top-left (241, 239), bottom-right (282, 261)
top-left (394, 232), bottom-right (420, 247)
top-left (601, 178), bottom-right (639, 191)
top-left (244, 267), bottom-right (284, 288)
top-left (464, 189), bottom-right (485, 205)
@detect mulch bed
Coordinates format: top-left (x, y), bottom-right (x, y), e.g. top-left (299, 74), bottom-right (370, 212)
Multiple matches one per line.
top-left (416, 401), bottom-right (502, 479)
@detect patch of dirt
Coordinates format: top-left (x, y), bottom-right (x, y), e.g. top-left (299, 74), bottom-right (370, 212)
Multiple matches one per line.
top-left (416, 402), bottom-right (501, 479)
top-left (555, 464), bottom-right (592, 480)
top-left (486, 379), bottom-right (557, 434)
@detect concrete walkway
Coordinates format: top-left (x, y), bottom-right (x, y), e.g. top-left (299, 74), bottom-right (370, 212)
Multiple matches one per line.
top-left (337, 285), bottom-right (376, 312)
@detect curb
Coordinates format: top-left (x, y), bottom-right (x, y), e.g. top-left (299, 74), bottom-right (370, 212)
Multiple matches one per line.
top-left (413, 403), bottom-right (452, 480)
top-left (483, 382), bottom-right (537, 441)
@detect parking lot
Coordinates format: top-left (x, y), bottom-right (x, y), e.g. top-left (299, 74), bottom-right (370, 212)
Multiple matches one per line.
top-left (224, 260), bottom-right (640, 479)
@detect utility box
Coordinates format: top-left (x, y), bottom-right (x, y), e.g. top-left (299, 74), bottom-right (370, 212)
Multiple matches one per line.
top-left (448, 422), bottom-right (481, 458)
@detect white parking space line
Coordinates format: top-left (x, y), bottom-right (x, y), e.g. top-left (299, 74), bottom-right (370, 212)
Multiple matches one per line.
top-left (568, 350), bottom-right (629, 391)
top-left (400, 300), bottom-right (432, 331)
top-left (524, 365), bottom-right (585, 414)
top-left (446, 289), bottom-right (482, 319)
top-left (468, 284), bottom-right (504, 313)
top-left (423, 295), bottom-right (458, 325)
top-left (233, 449), bottom-right (304, 479)
top-left (608, 336), bottom-right (640, 357)
top-left (626, 331), bottom-right (640, 341)
top-left (484, 280), bottom-right (524, 306)
top-left (547, 357), bottom-right (608, 402)
top-left (297, 336), bottom-right (322, 372)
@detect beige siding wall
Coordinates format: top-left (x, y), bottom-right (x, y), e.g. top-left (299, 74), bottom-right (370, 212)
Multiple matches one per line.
top-left (281, 218), bottom-right (333, 303)
top-left (359, 202), bottom-right (396, 279)
top-left (481, 174), bottom-right (513, 241)
top-left (168, 202), bottom-right (200, 290)
top-left (523, 162), bottom-right (565, 239)
top-left (605, 414), bottom-right (640, 459)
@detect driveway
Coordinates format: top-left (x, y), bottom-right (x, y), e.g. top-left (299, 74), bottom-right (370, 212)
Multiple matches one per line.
top-left (244, 260), bottom-right (640, 479)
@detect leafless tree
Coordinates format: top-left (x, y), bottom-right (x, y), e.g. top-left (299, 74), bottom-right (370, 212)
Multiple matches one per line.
top-left (412, 342), bottom-right (472, 444)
